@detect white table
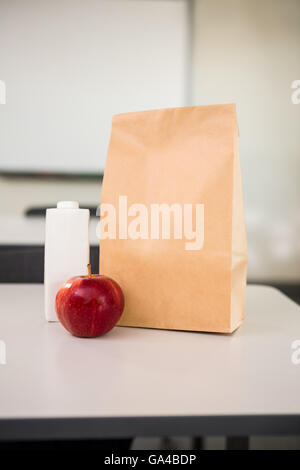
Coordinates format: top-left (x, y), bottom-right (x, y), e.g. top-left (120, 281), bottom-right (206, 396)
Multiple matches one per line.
top-left (0, 284), bottom-right (300, 441)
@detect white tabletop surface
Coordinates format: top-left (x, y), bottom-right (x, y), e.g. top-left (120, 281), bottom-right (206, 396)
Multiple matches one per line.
top-left (0, 284), bottom-right (300, 439)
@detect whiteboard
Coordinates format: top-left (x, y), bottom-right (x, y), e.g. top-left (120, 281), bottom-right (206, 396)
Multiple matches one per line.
top-left (0, 0), bottom-right (189, 174)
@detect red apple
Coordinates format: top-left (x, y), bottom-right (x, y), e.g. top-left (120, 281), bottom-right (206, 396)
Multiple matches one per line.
top-left (55, 264), bottom-right (124, 338)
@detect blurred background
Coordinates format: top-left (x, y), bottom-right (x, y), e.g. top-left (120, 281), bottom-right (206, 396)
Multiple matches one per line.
top-left (0, 0), bottom-right (299, 293)
top-left (0, 0), bottom-right (300, 450)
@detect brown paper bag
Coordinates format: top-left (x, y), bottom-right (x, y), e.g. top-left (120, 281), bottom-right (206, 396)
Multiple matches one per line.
top-left (100, 104), bottom-right (247, 333)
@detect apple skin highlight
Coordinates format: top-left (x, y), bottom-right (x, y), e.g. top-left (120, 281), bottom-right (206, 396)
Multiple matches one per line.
top-left (56, 274), bottom-right (124, 338)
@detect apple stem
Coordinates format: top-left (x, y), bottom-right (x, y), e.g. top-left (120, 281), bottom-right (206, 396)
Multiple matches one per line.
top-left (87, 263), bottom-right (92, 277)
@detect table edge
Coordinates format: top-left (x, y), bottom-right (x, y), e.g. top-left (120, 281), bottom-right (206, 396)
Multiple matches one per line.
top-left (0, 414), bottom-right (300, 441)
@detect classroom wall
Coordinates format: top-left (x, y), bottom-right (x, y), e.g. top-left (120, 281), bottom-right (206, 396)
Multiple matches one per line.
top-left (192, 0), bottom-right (300, 282)
top-left (0, 176), bottom-right (100, 215)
